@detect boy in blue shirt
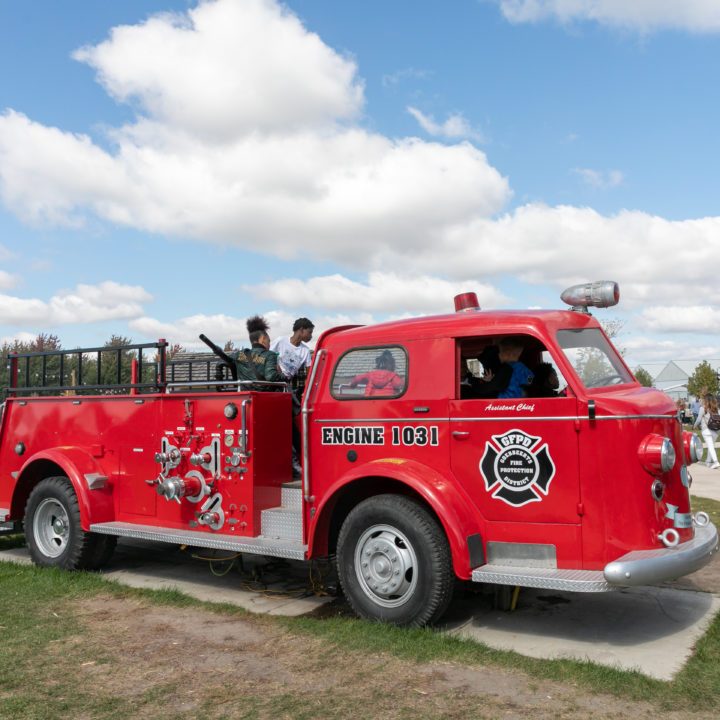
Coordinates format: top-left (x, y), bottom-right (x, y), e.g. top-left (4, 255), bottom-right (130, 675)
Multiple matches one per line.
top-left (496, 336), bottom-right (533, 399)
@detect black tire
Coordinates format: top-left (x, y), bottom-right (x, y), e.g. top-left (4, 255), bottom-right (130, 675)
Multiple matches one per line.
top-left (336, 494), bottom-right (454, 627)
top-left (24, 476), bottom-right (97, 570)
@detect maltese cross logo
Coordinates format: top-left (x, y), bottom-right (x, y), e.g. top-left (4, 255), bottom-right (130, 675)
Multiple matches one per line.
top-left (479, 429), bottom-right (555, 507)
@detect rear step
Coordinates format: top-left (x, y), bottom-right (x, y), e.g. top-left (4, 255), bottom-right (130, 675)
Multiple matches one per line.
top-left (260, 480), bottom-right (303, 542)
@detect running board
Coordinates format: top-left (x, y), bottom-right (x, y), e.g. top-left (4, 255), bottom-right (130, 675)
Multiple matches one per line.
top-left (472, 565), bottom-right (612, 592)
top-left (90, 521), bottom-right (307, 561)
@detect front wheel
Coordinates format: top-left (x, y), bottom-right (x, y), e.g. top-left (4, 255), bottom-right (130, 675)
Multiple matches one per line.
top-left (337, 494), bottom-right (454, 627)
top-left (24, 476), bottom-right (97, 569)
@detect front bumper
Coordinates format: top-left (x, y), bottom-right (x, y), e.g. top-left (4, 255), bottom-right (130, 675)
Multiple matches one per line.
top-left (604, 521), bottom-right (719, 587)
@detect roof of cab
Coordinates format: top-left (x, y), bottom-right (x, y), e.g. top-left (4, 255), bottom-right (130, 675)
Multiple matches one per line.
top-left (317, 308), bottom-right (600, 350)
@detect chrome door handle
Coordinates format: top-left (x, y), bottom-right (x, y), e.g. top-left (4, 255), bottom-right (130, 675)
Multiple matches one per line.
top-left (452, 431), bottom-right (470, 439)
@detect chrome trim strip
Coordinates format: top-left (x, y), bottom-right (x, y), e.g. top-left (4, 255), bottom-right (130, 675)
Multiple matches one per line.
top-left (447, 416), bottom-right (578, 422)
top-left (604, 521), bottom-right (718, 587)
top-left (594, 414), bottom-right (672, 420)
top-left (315, 417), bottom-right (449, 423)
top-left (314, 413), bottom-right (673, 424)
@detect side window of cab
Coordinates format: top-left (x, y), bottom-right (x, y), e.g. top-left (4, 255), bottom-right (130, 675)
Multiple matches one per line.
top-left (331, 346), bottom-right (408, 399)
top-left (457, 335), bottom-right (569, 399)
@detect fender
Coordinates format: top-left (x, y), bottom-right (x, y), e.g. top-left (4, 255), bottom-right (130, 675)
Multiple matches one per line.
top-left (16, 447), bottom-right (115, 530)
top-left (308, 457), bottom-right (487, 578)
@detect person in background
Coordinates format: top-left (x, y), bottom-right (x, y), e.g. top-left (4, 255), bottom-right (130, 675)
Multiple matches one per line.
top-left (270, 318), bottom-right (314, 477)
top-left (270, 317), bottom-right (314, 379)
top-left (693, 393), bottom-right (720, 469)
top-left (690, 395), bottom-right (702, 424)
top-left (233, 315), bottom-right (285, 385)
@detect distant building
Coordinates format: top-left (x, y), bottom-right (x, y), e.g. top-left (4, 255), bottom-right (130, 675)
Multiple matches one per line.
top-left (634, 360), bottom-right (720, 402)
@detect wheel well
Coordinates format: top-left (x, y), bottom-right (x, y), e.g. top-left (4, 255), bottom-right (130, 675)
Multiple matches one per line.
top-left (10, 460), bottom-right (67, 519)
top-left (321, 476), bottom-right (445, 558)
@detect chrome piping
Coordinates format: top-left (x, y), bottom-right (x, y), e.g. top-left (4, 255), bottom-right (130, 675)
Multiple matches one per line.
top-left (240, 398), bottom-right (251, 459)
top-left (302, 350), bottom-right (325, 501)
top-left (165, 379), bottom-right (288, 391)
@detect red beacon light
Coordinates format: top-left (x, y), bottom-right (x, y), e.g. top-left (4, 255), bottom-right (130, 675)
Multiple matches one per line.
top-left (561, 281), bottom-right (619, 313)
top-left (454, 292), bottom-right (480, 312)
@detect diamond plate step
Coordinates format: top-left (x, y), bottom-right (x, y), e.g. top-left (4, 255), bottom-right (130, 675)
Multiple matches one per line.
top-left (90, 521), bottom-right (306, 560)
top-left (472, 564), bottom-right (612, 592)
top-left (261, 507), bottom-right (303, 541)
top-left (281, 481), bottom-right (302, 510)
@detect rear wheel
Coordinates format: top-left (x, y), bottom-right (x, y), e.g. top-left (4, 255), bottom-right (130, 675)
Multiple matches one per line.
top-left (337, 494), bottom-right (454, 627)
top-left (24, 476), bottom-right (96, 570)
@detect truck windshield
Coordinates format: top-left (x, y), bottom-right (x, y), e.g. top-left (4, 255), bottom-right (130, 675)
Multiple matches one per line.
top-left (556, 328), bottom-right (633, 389)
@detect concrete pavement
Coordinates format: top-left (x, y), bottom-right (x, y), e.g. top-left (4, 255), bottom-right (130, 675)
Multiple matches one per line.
top-left (444, 585), bottom-right (720, 681)
top-left (689, 460), bottom-right (720, 502)
top-left (0, 541), bottom-right (335, 618)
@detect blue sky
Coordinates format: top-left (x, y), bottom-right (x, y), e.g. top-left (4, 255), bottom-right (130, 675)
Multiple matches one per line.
top-left (1, 0), bottom-right (719, 367)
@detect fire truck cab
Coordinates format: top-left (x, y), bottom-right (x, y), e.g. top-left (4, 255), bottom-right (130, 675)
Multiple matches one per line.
top-left (1, 281), bottom-right (717, 626)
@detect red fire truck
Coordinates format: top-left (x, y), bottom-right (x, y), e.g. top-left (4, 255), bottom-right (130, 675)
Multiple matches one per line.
top-left (1, 281), bottom-right (717, 626)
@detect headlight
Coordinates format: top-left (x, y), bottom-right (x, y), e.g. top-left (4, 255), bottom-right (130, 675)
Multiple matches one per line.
top-left (661, 439), bottom-right (676, 472)
top-left (683, 431), bottom-right (703, 464)
top-left (638, 434), bottom-right (676, 475)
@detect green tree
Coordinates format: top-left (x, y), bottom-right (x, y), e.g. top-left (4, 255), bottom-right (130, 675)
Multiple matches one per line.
top-left (688, 361), bottom-right (719, 397)
top-left (634, 367), bottom-right (654, 387)
top-left (166, 343), bottom-right (185, 361)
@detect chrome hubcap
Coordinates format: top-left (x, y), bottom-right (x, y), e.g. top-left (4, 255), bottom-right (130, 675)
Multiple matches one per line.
top-left (33, 498), bottom-right (70, 558)
top-left (355, 524), bottom-right (417, 608)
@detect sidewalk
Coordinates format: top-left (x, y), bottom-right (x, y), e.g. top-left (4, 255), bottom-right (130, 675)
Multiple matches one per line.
top-left (689, 461), bottom-right (720, 502)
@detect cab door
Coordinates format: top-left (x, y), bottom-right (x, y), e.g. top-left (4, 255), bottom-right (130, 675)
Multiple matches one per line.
top-left (449, 395), bottom-right (581, 525)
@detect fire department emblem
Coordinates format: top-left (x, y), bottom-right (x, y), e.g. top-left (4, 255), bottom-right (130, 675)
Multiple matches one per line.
top-left (480, 429), bottom-right (555, 507)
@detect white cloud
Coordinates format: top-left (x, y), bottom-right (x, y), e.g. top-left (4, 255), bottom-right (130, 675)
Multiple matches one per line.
top-left (129, 309), bottom-right (361, 350)
top-left (382, 67), bottom-right (432, 88)
top-left (0, 0), bottom-right (719, 354)
top-left (244, 272), bottom-right (509, 313)
top-left (0, 331), bottom-right (39, 347)
top-left (494, 0), bottom-right (720, 33)
top-left (0, 270), bottom-right (20, 291)
top-left (382, 204), bottom-right (720, 310)
top-left (624, 334), bottom-right (720, 364)
top-left (0, 0), bottom-right (509, 257)
top-left (0, 281), bottom-right (152, 326)
top-left (72, 0), bottom-right (364, 139)
top-left (407, 107), bottom-right (485, 143)
top-left (639, 306), bottom-right (720, 334)
top-left (572, 168), bottom-right (624, 189)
